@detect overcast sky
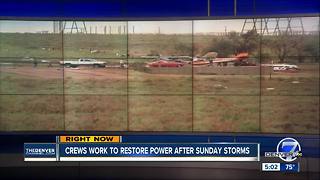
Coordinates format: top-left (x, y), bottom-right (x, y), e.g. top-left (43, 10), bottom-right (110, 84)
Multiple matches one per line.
top-left (0, 17), bottom-right (318, 34)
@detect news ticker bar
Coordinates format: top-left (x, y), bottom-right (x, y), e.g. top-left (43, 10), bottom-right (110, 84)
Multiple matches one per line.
top-left (3, 134), bottom-right (318, 157)
top-left (262, 163), bottom-right (300, 172)
top-left (24, 136), bottom-right (260, 162)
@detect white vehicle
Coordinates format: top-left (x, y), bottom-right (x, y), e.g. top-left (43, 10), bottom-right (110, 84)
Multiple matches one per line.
top-left (262, 63), bottom-right (299, 72)
top-left (60, 58), bottom-right (106, 68)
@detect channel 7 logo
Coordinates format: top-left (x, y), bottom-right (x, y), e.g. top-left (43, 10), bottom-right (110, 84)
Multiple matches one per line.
top-left (265, 137), bottom-right (302, 162)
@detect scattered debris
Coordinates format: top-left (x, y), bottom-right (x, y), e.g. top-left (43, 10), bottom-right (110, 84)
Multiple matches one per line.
top-left (291, 81), bottom-right (300, 84)
top-left (266, 88), bottom-right (275, 91)
top-left (214, 84), bottom-right (227, 89)
top-left (90, 49), bottom-right (99, 54)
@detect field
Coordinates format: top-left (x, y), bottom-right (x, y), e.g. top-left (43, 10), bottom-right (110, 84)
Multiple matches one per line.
top-left (0, 33), bottom-right (127, 58)
top-left (0, 32), bottom-right (319, 133)
top-left (261, 65), bottom-right (319, 95)
top-left (1, 63), bottom-right (318, 133)
top-left (194, 96), bottom-right (259, 132)
top-left (65, 95), bottom-right (127, 131)
top-left (129, 96), bottom-right (192, 131)
top-left (129, 34), bottom-right (192, 57)
top-left (261, 96), bottom-right (319, 133)
top-left (0, 95), bottom-right (64, 130)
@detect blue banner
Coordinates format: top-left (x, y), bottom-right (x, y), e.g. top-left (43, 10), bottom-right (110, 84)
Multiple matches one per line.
top-left (7, 134), bottom-right (319, 158)
top-left (57, 143), bottom-right (259, 161)
top-left (0, 0), bottom-right (318, 18)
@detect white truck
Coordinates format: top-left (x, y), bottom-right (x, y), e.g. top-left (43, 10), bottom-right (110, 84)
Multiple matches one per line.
top-left (60, 58), bottom-right (106, 68)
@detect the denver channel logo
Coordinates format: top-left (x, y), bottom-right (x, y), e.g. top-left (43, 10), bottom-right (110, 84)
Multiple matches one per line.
top-left (265, 137), bottom-right (302, 162)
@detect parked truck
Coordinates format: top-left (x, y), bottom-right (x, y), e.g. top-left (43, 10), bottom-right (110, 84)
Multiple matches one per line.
top-left (60, 58), bottom-right (106, 68)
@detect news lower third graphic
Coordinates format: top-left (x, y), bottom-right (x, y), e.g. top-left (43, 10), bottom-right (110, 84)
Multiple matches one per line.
top-left (24, 136), bottom-right (260, 161)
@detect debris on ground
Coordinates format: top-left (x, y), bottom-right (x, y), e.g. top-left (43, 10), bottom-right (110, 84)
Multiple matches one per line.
top-left (214, 84), bottom-right (227, 89)
top-left (291, 81), bottom-right (300, 84)
top-left (266, 88), bottom-right (275, 91)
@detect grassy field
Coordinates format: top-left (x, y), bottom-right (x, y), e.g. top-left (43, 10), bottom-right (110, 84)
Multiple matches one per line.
top-left (0, 64), bottom-right (319, 133)
top-left (194, 96), bottom-right (259, 132)
top-left (262, 76), bottom-right (319, 95)
top-left (0, 33), bottom-right (62, 58)
top-left (64, 34), bottom-right (127, 58)
top-left (261, 96), bottom-right (319, 134)
top-left (0, 95), bottom-right (64, 130)
top-left (0, 33), bottom-right (127, 58)
top-left (128, 96), bottom-right (192, 131)
top-left (0, 67), bottom-right (63, 94)
top-left (128, 70), bottom-right (192, 94)
top-left (64, 68), bottom-right (127, 95)
top-left (194, 75), bottom-right (260, 95)
top-left (128, 34), bottom-right (192, 57)
top-left (1, 94), bottom-right (318, 133)
top-left (261, 64), bottom-right (319, 95)
top-left (0, 33), bottom-right (192, 58)
top-left (65, 95), bottom-right (127, 131)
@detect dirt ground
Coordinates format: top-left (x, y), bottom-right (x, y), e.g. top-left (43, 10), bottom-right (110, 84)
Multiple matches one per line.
top-left (0, 66), bottom-right (63, 79)
top-left (0, 66), bottom-right (127, 80)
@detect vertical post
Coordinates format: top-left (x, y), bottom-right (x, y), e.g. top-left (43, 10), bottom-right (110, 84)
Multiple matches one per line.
top-left (71, 21), bottom-right (75, 34)
top-left (286, 18), bottom-right (292, 35)
top-left (241, 19), bottom-right (247, 34)
top-left (53, 22), bottom-right (56, 33)
top-left (82, 21), bottom-right (87, 34)
top-left (274, 18), bottom-right (280, 35)
top-left (262, 18), bottom-right (269, 35)
top-left (62, 21), bottom-right (66, 32)
top-left (299, 17), bottom-right (305, 35)
top-left (252, 18), bottom-right (257, 32)
top-left (74, 22), bottom-right (79, 33)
